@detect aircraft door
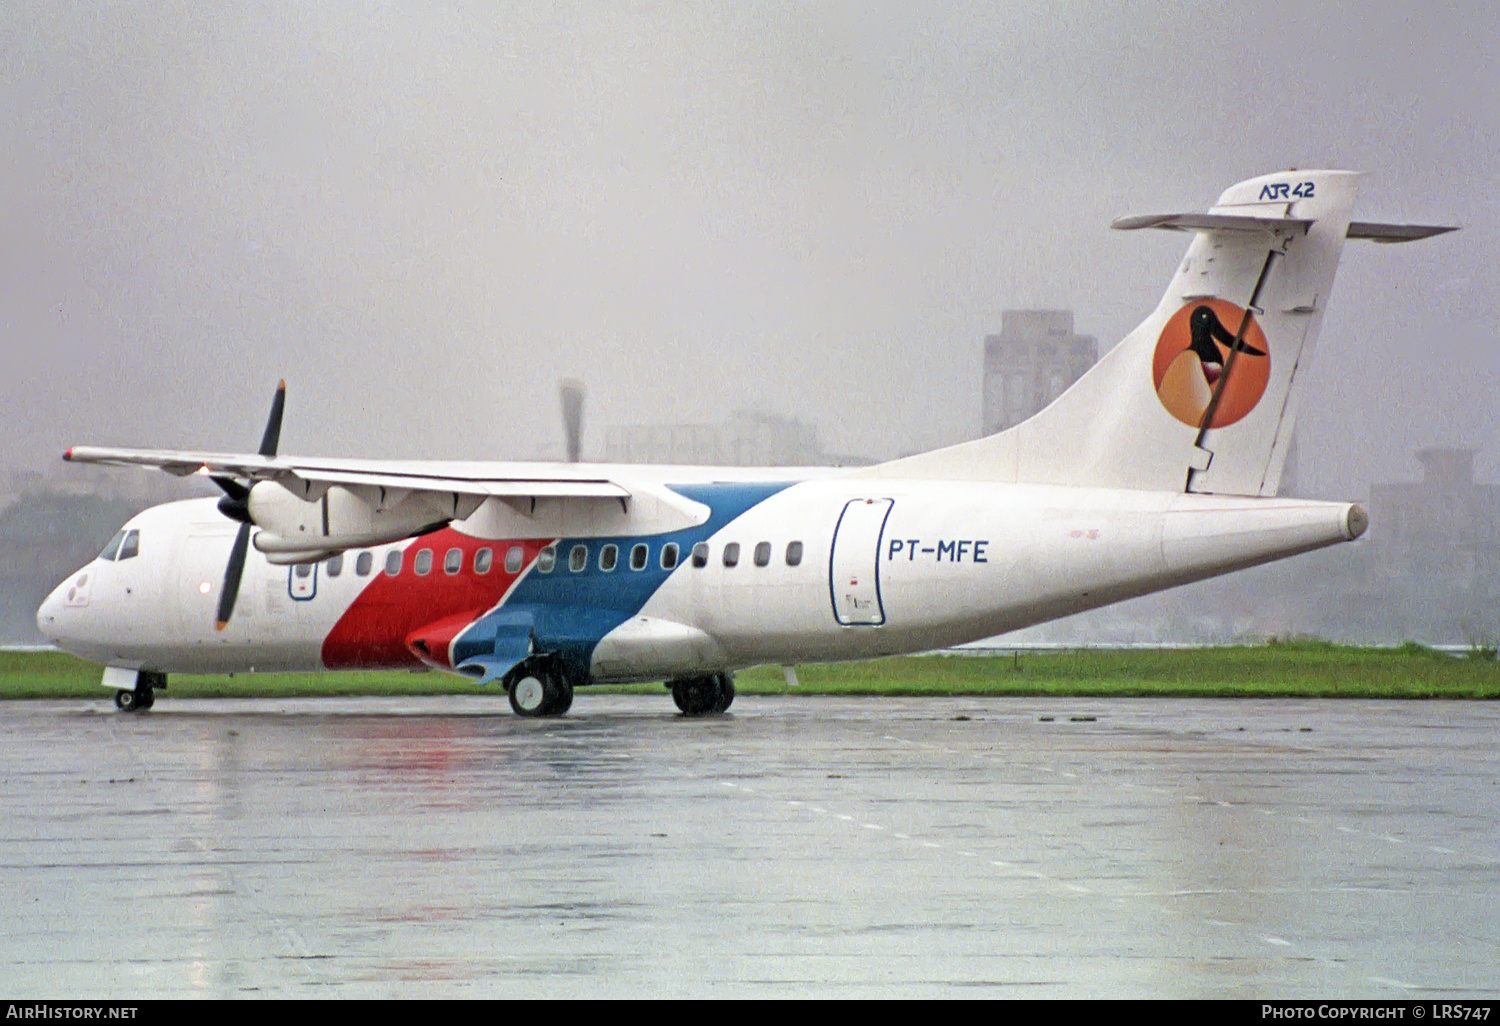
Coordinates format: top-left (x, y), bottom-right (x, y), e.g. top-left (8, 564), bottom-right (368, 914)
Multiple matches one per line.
top-left (288, 561), bottom-right (318, 601)
top-left (829, 498), bottom-right (893, 626)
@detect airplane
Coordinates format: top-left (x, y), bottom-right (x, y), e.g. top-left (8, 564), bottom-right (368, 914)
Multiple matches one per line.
top-left (37, 169), bottom-right (1456, 717)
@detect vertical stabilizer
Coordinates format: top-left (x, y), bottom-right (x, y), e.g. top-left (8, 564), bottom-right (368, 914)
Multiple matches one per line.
top-left (871, 170), bottom-right (1367, 496)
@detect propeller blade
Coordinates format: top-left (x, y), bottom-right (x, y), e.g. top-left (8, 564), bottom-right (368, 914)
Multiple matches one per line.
top-left (559, 378), bottom-right (584, 463)
top-left (216, 491), bottom-right (252, 524)
top-left (259, 379), bottom-right (287, 457)
top-left (212, 476), bottom-right (249, 503)
top-left (215, 522), bottom-right (252, 630)
top-left (213, 381), bottom-right (285, 627)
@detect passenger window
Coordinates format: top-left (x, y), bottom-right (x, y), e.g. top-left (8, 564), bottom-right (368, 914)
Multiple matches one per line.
top-left (117, 530), bottom-right (140, 561)
top-left (722, 542), bottom-right (740, 568)
top-left (753, 541), bottom-right (771, 567)
top-left (537, 545), bottom-right (557, 573)
top-left (294, 562), bottom-right (313, 578)
top-left (691, 542), bottom-right (709, 568)
top-left (385, 550), bottom-right (402, 576)
top-left (475, 547), bottom-right (493, 574)
top-left (505, 545), bottom-right (523, 574)
top-left (630, 543), bottom-right (648, 571)
top-left (414, 549), bottom-right (433, 576)
top-left (356, 551), bottom-right (373, 576)
top-left (98, 530), bottom-right (126, 562)
top-left (444, 548), bottom-right (462, 575)
top-left (599, 544), bottom-right (618, 572)
top-left (327, 553), bottom-right (343, 577)
top-left (785, 541), bottom-right (804, 567)
top-left (569, 544), bottom-right (588, 572)
top-left (661, 542), bottom-right (679, 570)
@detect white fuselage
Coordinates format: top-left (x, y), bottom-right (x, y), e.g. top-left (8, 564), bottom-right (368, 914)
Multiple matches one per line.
top-left (38, 471), bottom-right (1363, 682)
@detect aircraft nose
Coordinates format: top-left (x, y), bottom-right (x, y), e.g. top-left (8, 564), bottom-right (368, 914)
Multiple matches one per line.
top-left (36, 581), bottom-right (67, 642)
top-left (36, 568), bottom-right (88, 646)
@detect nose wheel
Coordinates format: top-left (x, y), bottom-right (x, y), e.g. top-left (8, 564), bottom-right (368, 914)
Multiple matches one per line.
top-left (109, 670), bottom-right (164, 713)
top-left (113, 685), bottom-right (155, 712)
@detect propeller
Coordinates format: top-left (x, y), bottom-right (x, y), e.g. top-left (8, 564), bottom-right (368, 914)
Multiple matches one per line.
top-left (559, 378), bottom-right (584, 463)
top-left (212, 380), bottom-right (286, 630)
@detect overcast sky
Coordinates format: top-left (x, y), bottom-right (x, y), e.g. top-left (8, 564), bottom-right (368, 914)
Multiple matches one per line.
top-left (3, 1), bottom-right (1494, 498)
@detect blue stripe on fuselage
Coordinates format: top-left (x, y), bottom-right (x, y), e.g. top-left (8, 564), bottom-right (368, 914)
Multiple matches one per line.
top-left (450, 481), bottom-right (794, 682)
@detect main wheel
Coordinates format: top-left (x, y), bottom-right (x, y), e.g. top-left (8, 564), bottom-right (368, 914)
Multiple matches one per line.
top-left (547, 677), bottom-right (574, 715)
top-left (671, 675), bottom-right (724, 716)
top-left (509, 671), bottom-right (551, 717)
top-left (710, 672), bottom-right (735, 713)
top-left (507, 662), bottom-right (573, 718)
top-left (114, 689), bottom-right (141, 712)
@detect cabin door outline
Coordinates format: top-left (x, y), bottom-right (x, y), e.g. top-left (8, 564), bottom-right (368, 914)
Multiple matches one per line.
top-left (288, 561), bottom-right (318, 601)
top-left (829, 498), bottom-right (894, 626)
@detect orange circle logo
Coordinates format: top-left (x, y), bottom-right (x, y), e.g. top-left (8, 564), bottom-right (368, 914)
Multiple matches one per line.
top-left (1151, 299), bottom-right (1270, 429)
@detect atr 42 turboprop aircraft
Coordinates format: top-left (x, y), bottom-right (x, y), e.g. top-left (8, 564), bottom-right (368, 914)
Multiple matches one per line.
top-left (39, 170), bottom-right (1455, 716)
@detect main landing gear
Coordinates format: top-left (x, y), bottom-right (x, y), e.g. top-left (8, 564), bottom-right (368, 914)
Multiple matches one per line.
top-left (113, 670), bottom-right (165, 713)
top-left (504, 660), bottom-right (575, 718)
top-left (499, 661), bottom-right (736, 718)
top-left (669, 672), bottom-right (735, 716)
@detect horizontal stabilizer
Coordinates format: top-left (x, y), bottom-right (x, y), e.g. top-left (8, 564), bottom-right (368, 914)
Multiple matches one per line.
top-left (1114, 213), bottom-right (1457, 243)
top-left (1345, 220), bottom-right (1459, 243)
top-left (1111, 212), bottom-right (1313, 235)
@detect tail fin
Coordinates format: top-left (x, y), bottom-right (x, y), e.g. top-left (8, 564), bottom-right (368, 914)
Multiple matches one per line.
top-left (871, 170), bottom-right (1453, 496)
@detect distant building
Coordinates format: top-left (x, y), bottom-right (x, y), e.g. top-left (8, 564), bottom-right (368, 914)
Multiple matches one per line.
top-left (981, 310), bottom-right (1098, 436)
top-left (1368, 449), bottom-right (1500, 590)
top-left (602, 410), bottom-right (869, 467)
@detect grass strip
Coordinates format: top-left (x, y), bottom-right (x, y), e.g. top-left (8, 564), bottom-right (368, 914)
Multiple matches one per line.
top-left (2, 641), bottom-right (1497, 701)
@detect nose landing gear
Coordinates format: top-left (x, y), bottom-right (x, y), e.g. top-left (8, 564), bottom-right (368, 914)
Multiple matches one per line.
top-left (112, 670), bottom-right (164, 713)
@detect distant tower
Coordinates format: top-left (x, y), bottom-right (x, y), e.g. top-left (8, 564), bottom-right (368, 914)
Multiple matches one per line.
top-left (981, 311), bottom-right (1098, 436)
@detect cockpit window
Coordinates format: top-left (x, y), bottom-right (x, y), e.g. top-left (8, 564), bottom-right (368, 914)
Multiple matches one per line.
top-left (98, 530), bottom-right (127, 562)
top-left (99, 529), bottom-right (141, 562)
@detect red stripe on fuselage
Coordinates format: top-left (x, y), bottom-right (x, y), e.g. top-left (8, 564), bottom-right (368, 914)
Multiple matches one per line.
top-left (321, 530), bottom-right (553, 670)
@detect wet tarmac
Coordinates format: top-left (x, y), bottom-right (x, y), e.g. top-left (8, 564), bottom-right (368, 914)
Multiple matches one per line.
top-left (0, 694), bottom-right (1495, 998)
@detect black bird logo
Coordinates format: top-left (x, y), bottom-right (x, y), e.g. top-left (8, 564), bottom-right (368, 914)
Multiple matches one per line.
top-left (1187, 305), bottom-right (1266, 387)
top-left (1153, 299), bottom-right (1272, 428)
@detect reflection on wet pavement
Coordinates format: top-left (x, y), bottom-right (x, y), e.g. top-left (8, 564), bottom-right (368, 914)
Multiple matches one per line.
top-left (0, 695), bottom-right (1495, 997)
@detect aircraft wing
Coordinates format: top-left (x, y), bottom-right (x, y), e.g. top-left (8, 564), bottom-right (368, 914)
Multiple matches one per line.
top-left (63, 446), bottom-right (632, 502)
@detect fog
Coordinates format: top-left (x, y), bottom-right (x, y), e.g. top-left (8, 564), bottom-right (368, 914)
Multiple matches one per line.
top-left (4, 1), bottom-right (1496, 497)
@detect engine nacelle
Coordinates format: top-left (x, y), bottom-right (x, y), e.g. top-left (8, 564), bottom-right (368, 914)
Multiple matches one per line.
top-left (247, 481), bottom-right (468, 556)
